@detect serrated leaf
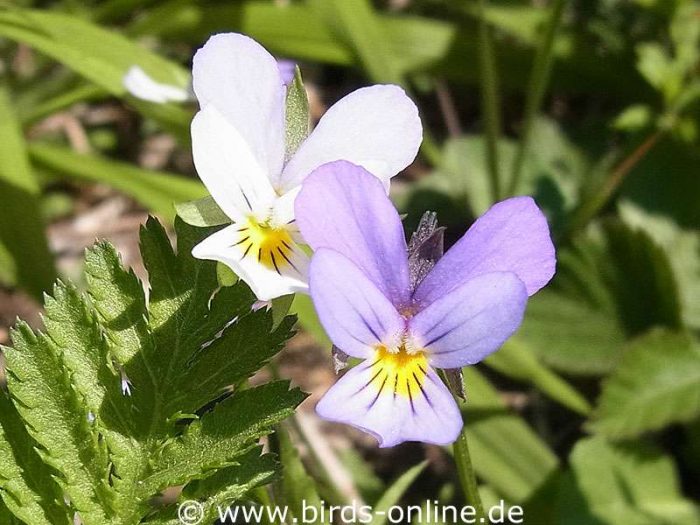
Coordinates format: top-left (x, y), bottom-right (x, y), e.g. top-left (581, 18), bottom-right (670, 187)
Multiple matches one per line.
top-left (271, 294), bottom-right (295, 330)
top-left (590, 330), bottom-right (700, 439)
top-left (3, 323), bottom-right (116, 525)
top-left (0, 390), bottom-right (70, 525)
top-left (3, 216), bottom-right (302, 523)
top-left (146, 448), bottom-right (279, 525)
top-left (285, 66), bottom-right (310, 161)
top-left (168, 314), bottom-right (295, 416)
top-left (142, 382), bottom-right (305, 496)
top-left (175, 196), bottom-right (230, 228)
top-left (559, 437), bottom-right (699, 525)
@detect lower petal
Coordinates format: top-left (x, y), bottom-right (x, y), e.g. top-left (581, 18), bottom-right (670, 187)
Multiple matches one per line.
top-left (192, 223), bottom-right (309, 301)
top-left (316, 353), bottom-right (462, 447)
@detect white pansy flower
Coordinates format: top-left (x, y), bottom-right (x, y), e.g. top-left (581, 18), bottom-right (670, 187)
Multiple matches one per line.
top-left (189, 33), bottom-right (422, 301)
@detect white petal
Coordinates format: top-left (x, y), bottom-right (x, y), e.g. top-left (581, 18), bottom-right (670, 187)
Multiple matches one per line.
top-left (192, 33), bottom-right (286, 177)
top-left (270, 187), bottom-right (301, 227)
top-left (192, 224), bottom-right (309, 301)
top-left (191, 105), bottom-right (277, 221)
top-left (279, 85), bottom-right (422, 192)
top-left (123, 66), bottom-right (190, 103)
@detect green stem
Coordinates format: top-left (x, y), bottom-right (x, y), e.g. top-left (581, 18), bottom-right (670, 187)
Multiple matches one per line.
top-left (563, 129), bottom-right (663, 238)
top-left (454, 427), bottom-right (488, 523)
top-left (252, 486), bottom-right (278, 525)
top-left (439, 369), bottom-right (488, 523)
top-left (508, 0), bottom-right (566, 196)
top-left (476, 0), bottom-right (502, 202)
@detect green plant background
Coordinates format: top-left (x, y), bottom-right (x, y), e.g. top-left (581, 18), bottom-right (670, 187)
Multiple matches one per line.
top-left (0, 1), bottom-right (699, 524)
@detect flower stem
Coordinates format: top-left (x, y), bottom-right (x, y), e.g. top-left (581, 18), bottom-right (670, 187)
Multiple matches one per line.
top-left (477, 0), bottom-right (502, 202)
top-left (563, 129), bottom-right (664, 238)
top-left (454, 426), bottom-right (488, 523)
top-left (507, 0), bottom-right (566, 196)
top-left (439, 369), bottom-right (488, 523)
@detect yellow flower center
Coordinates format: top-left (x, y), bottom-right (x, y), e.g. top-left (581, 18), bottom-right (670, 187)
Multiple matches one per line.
top-left (233, 216), bottom-right (296, 274)
top-left (368, 344), bottom-right (429, 402)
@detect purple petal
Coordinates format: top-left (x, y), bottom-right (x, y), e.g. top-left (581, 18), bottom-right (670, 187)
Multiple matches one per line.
top-left (414, 197), bottom-right (555, 306)
top-left (316, 357), bottom-right (462, 447)
top-left (310, 249), bottom-right (405, 359)
top-left (296, 161), bottom-right (411, 307)
top-left (277, 59), bottom-right (296, 86)
top-left (410, 272), bottom-right (528, 369)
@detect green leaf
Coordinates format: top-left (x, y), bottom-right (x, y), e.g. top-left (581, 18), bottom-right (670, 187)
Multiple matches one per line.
top-left (3, 322), bottom-right (116, 525)
top-left (559, 437), bottom-right (699, 525)
top-left (614, 104), bottom-right (653, 131)
top-left (486, 340), bottom-right (592, 415)
top-left (310, 0), bottom-right (403, 84)
top-left (338, 449), bottom-right (385, 504)
top-left (29, 143), bottom-right (206, 221)
top-left (460, 368), bottom-right (558, 503)
top-left (144, 448), bottom-right (279, 525)
top-left (590, 329), bottom-right (700, 439)
top-left (517, 290), bottom-right (626, 375)
top-left (0, 85), bottom-right (55, 298)
top-left (175, 196), bottom-right (230, 228)
top-left (2, 217), bottom-right (303, 523)
top-left (0, 390), bottom-right (71, 525)
top-left (271, 294), bottom-right (295, 330)
top-left (618, 200), bottom-right (700, 329)
top-left (535, 220), bottom-right (684, 375)
top-left (0, 7), bottom-right (187, 97)
top-left (291, 294), bottom-right (331, 347)
top-left (285, 66), bottom-right (310, 161)
top-left (368, 461), bottom-right (427, 525)
top-left (142, 382), bottom-right (304, 496)
top-left (422, 121), bottom-right (586, 223)
top-left (272, 424), bottom-right (329, 525)
top-left (636, 42), bottom-right (679, 102)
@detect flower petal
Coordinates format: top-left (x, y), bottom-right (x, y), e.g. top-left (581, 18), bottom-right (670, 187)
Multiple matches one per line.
top-left (316, 359), bottom-right (462, 447)
top-left (277, 59), bottom-right (296, 86)
top-left (296, 161), bottom-right (411, 307)
top-left (414, 196), bottom-right (555, 306)
top-left (410, 272), bottom-right (528, 369)
top-left (123, 66), bottom-right (190, 103)
top-left (191, 105), bottom-right (277, 220)
top-left (279, 85), bottom-right (422, 192)
top-left (192, 33), bottom-right (285, 177)
top-left (310, 249), bottom-right (404, 359)
top-left (270, 186), bottom-right (300, 228)
top-left (192, 224), bottom-right (308, 301)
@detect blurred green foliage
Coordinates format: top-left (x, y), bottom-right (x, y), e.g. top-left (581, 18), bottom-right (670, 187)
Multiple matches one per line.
top-left (0, 0), bottom-right (699, 524)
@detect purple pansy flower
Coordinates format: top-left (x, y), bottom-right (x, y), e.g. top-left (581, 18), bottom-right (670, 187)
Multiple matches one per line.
top-left (295, 161), bottom-right (556, 447)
